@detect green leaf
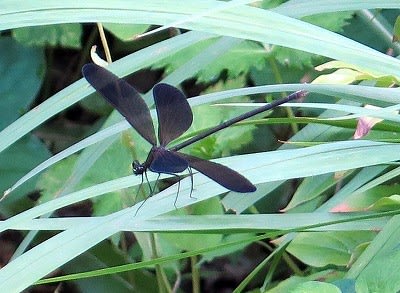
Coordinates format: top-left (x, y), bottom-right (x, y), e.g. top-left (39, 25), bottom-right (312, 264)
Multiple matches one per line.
top-left (356, 250), bottom-right (400, 293)
top-left (200, 233), bottom-right (253, 262)
top-left (152, 38), bottom-right (215, 75)
top-left (290, 281), bottom-right (342, 293)
top-left (0, 136), bottom-right (50, 215)
top-left (36, 154), bottom-right (78, 202)
top-left (393, 15), bottom-right (400, 42)
top-left (0, 36), bottom-right (48, 215)
top-left (291, 281), bottom-right (341, 293)
top-left (12, 23), bottom-right (82, 48)
top-left (154, 39), bottom-right (267, 83)
top-left (265, 11), bottom-right (354, 71)
top-left (314, 60), bottom-right (400, 86)
top-left (36, 135), bottom-right (134, 216)
top-left (155, 39), bottom-right (306, 83)
top-left (339, 185), bottom-right (400, 211)
top-left (160, 198), bottom-right (224, 252)
top-left (285, 172), bottom-right (351, 211)
top-left (63, 242), bottom-right (141, 292)
top-left (184, 78), bottom-right (256, 158)
top-left (197, 41), bottom-right (267, 82)
top-left (287, 231), bottom-right (376, 267)
top-left (303, 11), bottom-right (354, 32)
top-left (368, 194), bottom-right (400, 212)
top-left (0, 37), bottom-right (44, 129)
top-left (268, 270), bottom-right (345, 292)
top-left (273, 48), bottom-right (315, 70)
top-left (103, 23), bottom-right (150, 40)
top-left (347, 215), bottom-right (400, 292)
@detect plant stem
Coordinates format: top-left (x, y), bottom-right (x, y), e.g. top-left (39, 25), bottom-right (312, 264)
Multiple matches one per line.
top-left (96, 23), bottom-right (112, 63)
top-left (150, 233), bottom-right (171, 293)
top-left (191, 255), bottom-right (200, 293)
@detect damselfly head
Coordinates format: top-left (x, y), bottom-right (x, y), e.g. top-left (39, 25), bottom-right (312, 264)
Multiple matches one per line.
top-left (132, 160), bottom-right (146, 175)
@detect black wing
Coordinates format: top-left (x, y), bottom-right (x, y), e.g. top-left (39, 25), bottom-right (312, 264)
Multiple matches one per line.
top-left (82, 63), bottom-right (157, 145)
top-left (179, 153), bottom-right (256, 193)
top-left (149, 148), bottom-right (189, 174)
top-left (153, 83), bottom-right (193, 146)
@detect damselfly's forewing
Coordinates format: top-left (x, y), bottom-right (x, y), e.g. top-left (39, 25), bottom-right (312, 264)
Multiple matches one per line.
top-left (83, 64), bottom-right (156, 145)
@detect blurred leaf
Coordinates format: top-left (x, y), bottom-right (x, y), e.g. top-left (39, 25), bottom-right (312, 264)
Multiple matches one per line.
top-left (290, 281), bottom-right (341, 293)
top-left (0, 37), bottom-right (48, 215)
top-left (0, 136), bottom-right (50, 216)
top-left (271, 46), bottom-right (318, 70)
top-left (392, 15), bottom-right (400, 42)
top-left (103, 23), bottom-right (150, 40)
top-left (197, 41), bottom-right (266, 82)
top-left (303, 11), bottom-right (354, 32)
top-left (341, 9), bottom-right (394, 54)
top-left (83, 135), bottom-right (137, 215)
top-left (314, 68), bottom-right (364, 84)
top-left (161, 197), bottom-right (224, 252)
top-left (332, 278), bottom-right (356, 293)
top-left (154, 39), bottom-right (267, 83)
top-left (348, 215), bottom-right (400, 292)
top-left (249, 55), bottom-right (311, 85)
top-left (356, 250), bottom-right (400, 293)
top-left (82, 136), bottom-right (132, 186)
top-left (284, 173), bottom-right (345, 211)
top-left (268, 270), bottom-right (345, 292)
top-left (368, 194), bottom-right (400, 212)
top-left (0, 37), bottom-right (44, 129)
top-left (270, 11), bottom-right (354, 71)
top-left (135, 232), bottom-right (180, 270)
top-left (183, 78), bottom-right (256, 159)
top-left (348, 242), bottom-right (369, 267)
top-left (36, 136), bottom-right (134, 215)
top-left (260, 0), bottom-right (286, 9)
top-left (335, 185), bottom-right (400, 212)
top-left (287, 231), bottom-right (376, 267)
top-left (12, 23), bottom-right (82, 48)
top-left (36, 154), bottom-right (77, 201)
top-left (152, 38), bottom-right (215, 75)
top-left (314, 60), bottom-right (400, 85)
top-left (64, 242), bottom-right (139, 292)
top-left (200, 233), bottom-right (253, 263)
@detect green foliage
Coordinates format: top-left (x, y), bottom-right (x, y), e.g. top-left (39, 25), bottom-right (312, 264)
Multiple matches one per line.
top-left (1, 1), bottom-right (400, 293)
top-left (103, 23), bottom-right (150, 40)
top-left (290, 281), bottom-right (342, 293)
top-left (287, 231), bottom-right (376, 267)
top-left (394, 15), bottom-right (400, 42)
top-left (13, 23), bottom-right (82, 48)
top-left (0, 38), bottom-right (44, 127)
top-left (184, 77), bottom-right (257, 158)
top-left (356, 250), bottom-right (400, 292)
top-left (160, 198), bottom-right (224, 252)
top-left (153, 39), bottom-right (268, 83)
top-left (0, 37), bottom-right (49, 216)
top-left (268, 270), bottom-right (346, 292)
top-left (36, 134), bottom-right (135, 216)
top-left (303, 11), bottom-right (354, 32)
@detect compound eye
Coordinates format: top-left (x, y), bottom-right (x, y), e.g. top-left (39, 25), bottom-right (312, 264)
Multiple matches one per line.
top-left (132, 160), bottom-right (140, 169)
top-left (132, 160), bottom-right (145, 175)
